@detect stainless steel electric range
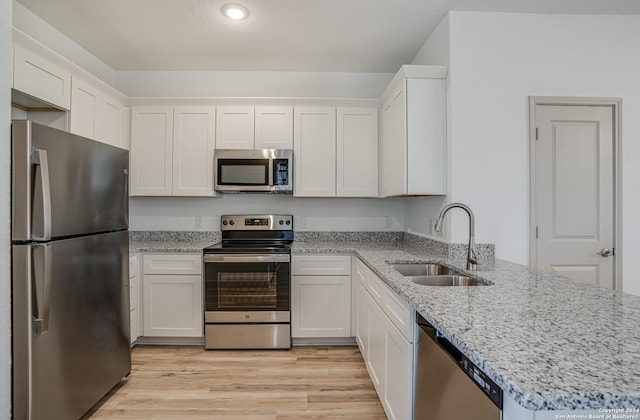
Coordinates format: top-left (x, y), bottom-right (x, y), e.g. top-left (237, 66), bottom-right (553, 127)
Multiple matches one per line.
top-left (203, 214), bottom-right (293, 349)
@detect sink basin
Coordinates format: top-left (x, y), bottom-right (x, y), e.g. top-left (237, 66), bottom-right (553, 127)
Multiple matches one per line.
top-left (408, 275), bottom-right (485, 286)
top-left (392, 263), bottom-right (461, 277)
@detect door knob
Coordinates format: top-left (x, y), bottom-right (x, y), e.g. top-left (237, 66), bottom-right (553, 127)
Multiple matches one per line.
top-left (597, 248), bottom-right (613, 257)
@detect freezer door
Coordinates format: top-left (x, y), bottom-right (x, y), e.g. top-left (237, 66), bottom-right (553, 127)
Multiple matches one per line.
top-left (12, 120), bottom-right (129, 241)
top-left (12, 231), bottom-right (131, 420)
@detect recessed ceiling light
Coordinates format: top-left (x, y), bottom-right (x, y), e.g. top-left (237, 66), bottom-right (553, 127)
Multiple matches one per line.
top-left (221, 4), bottom-right (249, 20)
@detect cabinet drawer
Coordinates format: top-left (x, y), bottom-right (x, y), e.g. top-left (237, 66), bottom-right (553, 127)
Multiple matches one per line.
top-left (382, 286), bottom-right (413, 342)
top-left (292, 255), bottom-right (351, 276)
top-left (363, 259), bottom-right (413, 342)
top-left (355, 258), bottom-right (369, 286)
top-left (143, 254), bottom-right (202, 275)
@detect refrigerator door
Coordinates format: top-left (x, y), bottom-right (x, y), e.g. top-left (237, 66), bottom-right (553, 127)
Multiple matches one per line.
top-left (12, 231), bottom-right (131, 420)
top-left (12, 120), bottom-right (129, 242)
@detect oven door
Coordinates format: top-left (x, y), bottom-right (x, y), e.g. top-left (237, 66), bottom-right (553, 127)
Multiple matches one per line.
top-left (203, 254), bottom-right (290, 317)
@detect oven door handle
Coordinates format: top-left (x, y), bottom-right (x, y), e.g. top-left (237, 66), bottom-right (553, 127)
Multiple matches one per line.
top-left (203, 254), bottom-right (291, 263)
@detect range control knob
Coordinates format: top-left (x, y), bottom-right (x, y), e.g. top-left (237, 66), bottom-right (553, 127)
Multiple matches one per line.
top-left (229, 220), bottom-right (235, 226)
top-left (222, 220), bottom-right (228, 226)
top-left (286, 220), bottom-right (291, 225)
top-left (279, 220), bottom-right (284, 225)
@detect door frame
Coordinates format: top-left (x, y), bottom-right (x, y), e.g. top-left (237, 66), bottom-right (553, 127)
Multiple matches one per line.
top-left (529, 96), bottom-right (622, 290)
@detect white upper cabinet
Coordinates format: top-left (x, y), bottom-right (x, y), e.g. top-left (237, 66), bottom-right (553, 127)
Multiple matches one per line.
top-left (293, 107), bottom-right (337, 197)
top-left (380, 65), bottom-right (447, 196)
top-left (13, 30), bottom-right (72, 110)
top-left (98, 95), bottom-right (126, 148)
top-left (131, 106), bottom-right (174, 196)
top-left (172, 106), bottom-right (216, 196)
top-left (215, 106), bottom-right (255, 149)
top-left (70, 74), bottom-right (127, 148)
top-left (294, 106), bottom-right (378, 198)
top-left (255, 106), bottom-right (294, 149)
top-left (131, 105), bottom-right (216, 197)
top-left (337, 107), bottom-right (379, 197)
top-left (216, 106), bottom-right (293, 150)
top-left (70, 76), bottom-right (98, 139)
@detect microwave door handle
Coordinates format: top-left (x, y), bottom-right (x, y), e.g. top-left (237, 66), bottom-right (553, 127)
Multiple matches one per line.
top-left (31, 149), bottom-right (52, 241)
top-left (268, 158), bottom-right (274, 187)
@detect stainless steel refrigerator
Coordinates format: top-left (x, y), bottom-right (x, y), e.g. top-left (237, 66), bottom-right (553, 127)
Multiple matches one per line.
top-left (11, 120), bottom-right (131, 420)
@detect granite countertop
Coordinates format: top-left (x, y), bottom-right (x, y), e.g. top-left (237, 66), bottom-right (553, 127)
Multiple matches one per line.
top-left (129, 231), bottom-right (219, 254)
top-left (130, 239), bottom-right (214, 253)
top-left (292, 241), bottom-right (640, 411)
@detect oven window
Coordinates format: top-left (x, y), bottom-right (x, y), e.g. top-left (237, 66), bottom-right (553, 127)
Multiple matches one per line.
top-left (218, 272), bottom-right (277, 309)
top-left (205, 260), bottom-right (290, 312)
top-left (218, 159), bottom-right (269, 185)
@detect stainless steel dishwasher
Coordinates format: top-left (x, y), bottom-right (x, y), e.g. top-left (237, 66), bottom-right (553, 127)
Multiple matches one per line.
top-left (414, 314), bottom-right (502, 420)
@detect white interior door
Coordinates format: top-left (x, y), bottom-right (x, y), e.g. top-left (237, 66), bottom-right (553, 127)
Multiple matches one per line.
top-left (532, 103), bottom-right (615, 289)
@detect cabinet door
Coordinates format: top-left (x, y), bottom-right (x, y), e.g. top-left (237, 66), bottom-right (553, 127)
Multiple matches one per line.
top-left (173, 106), bottom-right (216, 196)
top-left (130, 106), bottom-right (174, 196)
top-left (98, 95), bottom-right (125, 149)
top-left (381, 82), bottom-right (407, 196)
top-left (383, 317), bottom-right (414, 420)
top-left (366, 295), bottom-right (386, 395)
top-left (406, 78), bottom-right (447, 195)
top-left (70, 77), bottom-right (98, 139)
top-left (13, 40), bottom-right (72, 110)
top-left (143, 274), bottom-right (203, 337)
top-left (355, 277), bottom-right (369, 357)
top-left (129, 255), bottom-right (140, 344)
top-left (216, 106), bottom-right (255, 149)
top-left (291, 275), bottom-right (351, 338)
top-left (293, 107), bottom-right (336, 197)
top-left (255, 106), bottom-right (293, 149)
top-left (337, 107), bottom-right (378, 197)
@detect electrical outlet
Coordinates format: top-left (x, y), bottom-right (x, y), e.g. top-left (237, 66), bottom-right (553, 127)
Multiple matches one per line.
top-left (195, 216), bottom-right (203, 229)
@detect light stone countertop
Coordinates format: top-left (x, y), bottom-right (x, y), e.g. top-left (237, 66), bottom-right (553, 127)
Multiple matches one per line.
top-left (129, 239), bottom-right (214, 254)
top-left (292, 241), bottom-right (640, 411)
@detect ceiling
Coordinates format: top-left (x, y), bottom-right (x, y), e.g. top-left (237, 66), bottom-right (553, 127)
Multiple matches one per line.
top-left (15, 0), bottom-right (640, 73)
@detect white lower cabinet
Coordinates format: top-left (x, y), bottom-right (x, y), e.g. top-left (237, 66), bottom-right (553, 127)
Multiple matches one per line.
top-left (356, 257), bottom-right (414, 420)
top-left (291, 254), bottom-right (352, 339)
top-left (355, 271), bottom-right (369, 356)
top-left (291, 275), bottom-right (351, 338)
top-left (382, 314), bottom-right (414, 420)
top-left (142, 254), bottom-right (203, 337)
top-left (129, 255), bottom-right (140, 345)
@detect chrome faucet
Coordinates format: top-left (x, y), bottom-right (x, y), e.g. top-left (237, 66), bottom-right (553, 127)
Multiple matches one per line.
top-left (434, 202), bottom-right (478, 271)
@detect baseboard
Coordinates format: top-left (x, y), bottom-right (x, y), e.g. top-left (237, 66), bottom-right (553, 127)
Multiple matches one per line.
top-left (134, 336), bottom-right (205, 346)
top-left (292, 337), bottom-right (357, 346)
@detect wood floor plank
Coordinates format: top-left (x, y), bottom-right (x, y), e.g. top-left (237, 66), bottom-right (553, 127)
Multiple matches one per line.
top-left (85, 345), bottom-right (387, 419)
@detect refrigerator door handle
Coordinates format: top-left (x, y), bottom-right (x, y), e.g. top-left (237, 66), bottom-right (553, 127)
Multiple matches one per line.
top-left (32, 244), bottom-right (52, 334)
top-left (31, 148), bottom-right (52, 241)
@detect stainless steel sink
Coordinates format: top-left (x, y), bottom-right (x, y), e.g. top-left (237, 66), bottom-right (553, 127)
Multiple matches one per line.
top-left (407, 275), bottom-right (485, 286)
top-left (391, 263), bottom-right (461, 277)
top-left (391, 263), bottom-right (489, 286)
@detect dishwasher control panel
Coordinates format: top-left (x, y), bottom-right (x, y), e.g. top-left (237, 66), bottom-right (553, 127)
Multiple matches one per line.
top-left (461, 356), bottom-right (503, 409)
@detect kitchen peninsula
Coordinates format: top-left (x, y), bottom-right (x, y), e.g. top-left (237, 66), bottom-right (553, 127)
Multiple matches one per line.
top-left (131, 231), bottom-right (640, 419)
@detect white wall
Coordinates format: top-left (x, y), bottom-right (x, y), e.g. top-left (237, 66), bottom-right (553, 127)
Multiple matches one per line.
top-left (405, 15), bottom-right (452, 239)
top-left (130, 195), bottom-right (406, 232)
top-left (12, 1), bottom-right (118, 87)
top-left (1, 0), bottom-right (12, 416)
top-left (426, 12), bottom-right (640, 295)
top-left (118, 70), bottom-right (393, 99)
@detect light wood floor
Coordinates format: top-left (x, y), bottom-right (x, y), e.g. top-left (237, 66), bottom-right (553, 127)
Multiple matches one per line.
top-left (85, 345), bottom-right (387, 419)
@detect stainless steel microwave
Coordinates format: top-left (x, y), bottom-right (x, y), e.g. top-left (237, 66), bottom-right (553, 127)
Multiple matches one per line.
top-left (214, 149), bottom-right (293, 193)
